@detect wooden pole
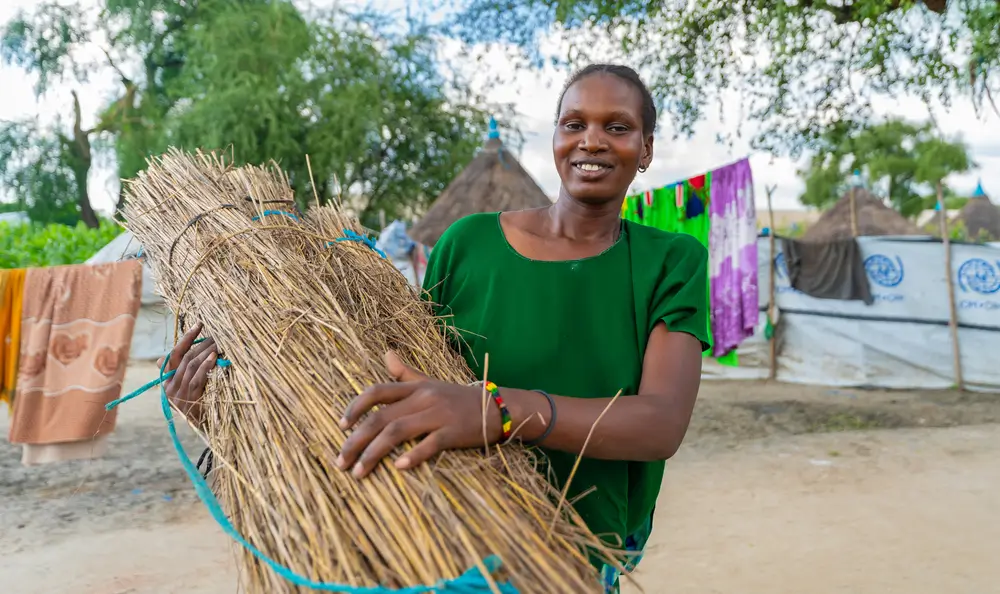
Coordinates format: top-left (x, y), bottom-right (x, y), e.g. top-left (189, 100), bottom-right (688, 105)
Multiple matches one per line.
top-left (849, 185), bottom-right (859, 237)
top-left (766, 185), bottom-right (779, 381)
top-left (937, 181), bottom-right (964, 391)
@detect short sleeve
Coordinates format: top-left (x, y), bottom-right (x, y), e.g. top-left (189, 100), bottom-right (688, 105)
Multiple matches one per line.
top-left (650, 234), bottom-right (712, 353)
top-left (420, 232), bottom-right (452, 317)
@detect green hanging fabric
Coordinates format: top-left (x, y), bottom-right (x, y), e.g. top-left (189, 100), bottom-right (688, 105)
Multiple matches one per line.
top-left (625, 177), bottom-right (740, 367)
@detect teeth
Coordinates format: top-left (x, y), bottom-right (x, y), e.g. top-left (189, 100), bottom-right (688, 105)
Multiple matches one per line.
top-left (577, 163), bottom-right (603, 172)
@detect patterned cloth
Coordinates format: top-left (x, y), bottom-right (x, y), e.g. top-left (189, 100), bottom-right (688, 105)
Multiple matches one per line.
top-left (708, 159), bottom-right (758, 357)
top-left (0, 268), bottom-right (27, 411)
top-left (9, 261), bottom-right (142, 445)
top-left (601, 513), bottom-right (654, 593)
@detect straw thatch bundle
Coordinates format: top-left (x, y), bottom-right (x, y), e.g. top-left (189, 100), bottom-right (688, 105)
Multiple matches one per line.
top-left (408, 122), bottom-right (551, 247)
top-left (802, 188), bottom-right (923, 242)
top-left (120, 149), bottom-right (617, 593)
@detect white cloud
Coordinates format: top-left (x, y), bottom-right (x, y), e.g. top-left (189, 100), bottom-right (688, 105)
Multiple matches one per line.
top-left (2, 0), bottom-right (998, 216)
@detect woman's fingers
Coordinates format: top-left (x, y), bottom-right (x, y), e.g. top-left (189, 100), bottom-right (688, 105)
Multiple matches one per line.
top-left (191, 346), bottom-right (218, 393)
top-left (394, 431), bottom-right (450, 470)
top-left (173, 338), bottom-right (214, 388)
top-left (347, 409), bottom-right (440, 478)
top-left (384, 351), bottom-right (428, 383)
top-left (170, 338), bottom-right (215, 411)
top-left (166, 323), bottom-right (204, 372)
top-left (340, 381), bottom-right (423, 429)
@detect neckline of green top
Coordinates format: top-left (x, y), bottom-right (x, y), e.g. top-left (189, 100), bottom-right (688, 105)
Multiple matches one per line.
top-left (494, 212), bottom-right (627, 264)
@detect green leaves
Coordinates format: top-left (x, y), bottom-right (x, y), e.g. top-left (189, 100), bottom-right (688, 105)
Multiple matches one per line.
top-left (0, 221), bottom-right (122, 269)
top-left (453, 0), bottom-right (1000, 155)
top-left (798, 118), bottom-right (974, 217)
top-left (2, 0), bottom-right (501, 230)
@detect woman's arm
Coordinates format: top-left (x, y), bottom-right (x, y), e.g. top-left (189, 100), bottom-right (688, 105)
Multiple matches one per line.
top-left (502, 323), bottom-right (702, 461)
top-left (336, 323), bottom-right (703, 477)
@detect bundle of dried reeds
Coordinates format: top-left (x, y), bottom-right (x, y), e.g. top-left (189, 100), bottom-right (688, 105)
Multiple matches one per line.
top-left (120, 149), bottom-right (621, 593)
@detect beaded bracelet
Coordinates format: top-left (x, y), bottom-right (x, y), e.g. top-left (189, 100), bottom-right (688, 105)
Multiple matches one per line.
top-left (483, 381), bottom-right (513, 443)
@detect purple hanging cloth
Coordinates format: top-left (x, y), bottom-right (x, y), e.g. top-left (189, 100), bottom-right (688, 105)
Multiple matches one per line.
top-left (708, 158), bottom-right (758, 357)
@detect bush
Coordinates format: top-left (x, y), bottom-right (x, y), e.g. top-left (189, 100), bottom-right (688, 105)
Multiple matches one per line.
top-left (0, 221), bottom-right (123, 269)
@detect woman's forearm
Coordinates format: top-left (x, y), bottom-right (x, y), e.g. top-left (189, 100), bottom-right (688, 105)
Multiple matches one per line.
top-left (502, 388), bottom-right (687, 461)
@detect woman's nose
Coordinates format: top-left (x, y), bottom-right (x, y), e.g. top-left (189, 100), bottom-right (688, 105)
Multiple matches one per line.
top-left (579, 128), bottom-right (605, 153)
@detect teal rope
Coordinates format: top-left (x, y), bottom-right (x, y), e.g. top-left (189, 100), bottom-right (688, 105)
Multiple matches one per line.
top-left (110, 351), bottom-right (518, 593)
top-left (252, 210), bottom-right (300, 222)
top-left (331, 228), bottom-right (386, 259)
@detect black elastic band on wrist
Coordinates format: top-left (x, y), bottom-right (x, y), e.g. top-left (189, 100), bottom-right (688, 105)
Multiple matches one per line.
top-left (522, 389), bottom-right (556, 447)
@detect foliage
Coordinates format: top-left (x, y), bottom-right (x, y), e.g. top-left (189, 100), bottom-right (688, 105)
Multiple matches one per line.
top-left (1, 1), bottom-right (504, 230)
top-left (0, 221), bottom-right (122, 269)
top-left (925, 216), bottom-right (998, 243)
top-left (0, 118), bottom-right (94, 226)
top-left (798, 119), bottom-right (973, 217)
top-left (451, 0), bottom-right (1000, 155)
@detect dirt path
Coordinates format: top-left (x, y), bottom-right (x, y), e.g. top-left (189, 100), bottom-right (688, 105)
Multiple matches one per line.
top-left (2, 362), bottom-right (998, 593)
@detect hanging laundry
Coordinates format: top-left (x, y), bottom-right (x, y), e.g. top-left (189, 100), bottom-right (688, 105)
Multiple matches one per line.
top-left (9, 261), bottom-right (142, 458)
top-left (708, 158), bottom-right (758, 358)
top-left (782, 238), bottom-right (873, 304)
top-left (0, 268), bottom-right (26, 412)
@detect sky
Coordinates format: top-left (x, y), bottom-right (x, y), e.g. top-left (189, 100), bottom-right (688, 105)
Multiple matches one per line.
top-left (1, 0), bottom-right (998, 217)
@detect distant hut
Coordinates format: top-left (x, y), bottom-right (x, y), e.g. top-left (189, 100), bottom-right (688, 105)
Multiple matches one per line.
top-left (408, 117), bottom-right (551, 247)
top-left (957, 181), bottom-right (1000, 242)
top-left (802, 188), bottom-right (923, 242)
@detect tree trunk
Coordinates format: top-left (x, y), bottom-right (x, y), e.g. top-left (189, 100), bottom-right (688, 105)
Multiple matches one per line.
top-left (70, 90), bottom-right (99, 228)
top-left (77, 180), bottom-right (100, 228)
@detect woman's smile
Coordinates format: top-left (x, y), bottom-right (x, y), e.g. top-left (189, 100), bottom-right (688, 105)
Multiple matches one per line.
top-left (572, 158), bottom-right (615, 181)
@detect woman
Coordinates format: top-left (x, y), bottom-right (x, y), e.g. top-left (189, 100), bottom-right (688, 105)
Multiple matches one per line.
top-left (166, 64), bottom-right (710, 592)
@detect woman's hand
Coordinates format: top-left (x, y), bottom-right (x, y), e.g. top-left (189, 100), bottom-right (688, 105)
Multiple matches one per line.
top-left (159, 323), bottom-right (217, 426)
top-left (337, 352), bottom-right (502, 478)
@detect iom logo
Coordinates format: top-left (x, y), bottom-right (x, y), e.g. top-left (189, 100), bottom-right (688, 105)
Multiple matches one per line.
top-left (957, 258), bottom-right (1000, 295)
top-left (864, 254), bottom-right (904, 288)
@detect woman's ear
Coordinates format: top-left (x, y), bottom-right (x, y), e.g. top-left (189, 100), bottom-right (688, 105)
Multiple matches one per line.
top-left (641, 135), bottom-right (655, 170)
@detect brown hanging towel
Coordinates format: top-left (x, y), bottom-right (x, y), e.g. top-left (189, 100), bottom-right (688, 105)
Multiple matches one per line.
top-left (782, 237), bottom-right (874, 304)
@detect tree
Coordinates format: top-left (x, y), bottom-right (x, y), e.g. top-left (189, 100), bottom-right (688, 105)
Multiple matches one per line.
top-left (452, 0), bottom-right (1000, 155)
top-left (799, 118), bottom-right (973, 216)
top-left (1, 1), bottom-right (503, 228)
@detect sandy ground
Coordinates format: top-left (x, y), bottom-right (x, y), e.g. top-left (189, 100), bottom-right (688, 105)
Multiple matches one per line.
top-left (2, 361), bottom-right (999, 594)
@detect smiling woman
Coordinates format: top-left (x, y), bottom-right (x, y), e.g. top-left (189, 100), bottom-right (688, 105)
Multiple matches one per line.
top-left (164, 63), bottom-right (711, 594)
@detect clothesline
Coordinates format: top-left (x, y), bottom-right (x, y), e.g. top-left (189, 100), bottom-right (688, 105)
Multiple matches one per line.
top-left (628, 155), bottom-right (753, 196)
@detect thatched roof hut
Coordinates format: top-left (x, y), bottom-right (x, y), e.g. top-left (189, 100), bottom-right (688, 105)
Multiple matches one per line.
top-left (801, 188), bottom-right (923, 242)
top-left (957, 181), bottom-right (1000, 241)
top-left (409, 118), bottom-right (551, 246)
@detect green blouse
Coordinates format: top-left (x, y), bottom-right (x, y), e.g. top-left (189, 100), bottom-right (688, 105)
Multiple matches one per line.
top-left (422, 212), bottom-right (711, 552)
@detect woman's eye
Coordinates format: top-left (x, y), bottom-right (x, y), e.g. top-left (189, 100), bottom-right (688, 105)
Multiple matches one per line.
top-left (565, 122), bottom-right (584, 130)
top-left (608, 125), bottom-right (629, 133)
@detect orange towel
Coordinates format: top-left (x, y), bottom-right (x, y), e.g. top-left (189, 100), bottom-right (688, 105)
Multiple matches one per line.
top-left (9, 260), bottom-right (142, 445)
top-left (0, 268), bottom-right (26, 412)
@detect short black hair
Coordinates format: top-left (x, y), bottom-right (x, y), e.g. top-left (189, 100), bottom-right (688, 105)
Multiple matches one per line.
top-left (556, 64), bottom-right (657, 136)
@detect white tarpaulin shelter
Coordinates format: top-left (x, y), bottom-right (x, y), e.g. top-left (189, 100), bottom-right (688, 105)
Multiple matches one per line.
top-left (86, 231), bottom-right (173, 360)
top-left (704, 236), bottom-right (1000, 392)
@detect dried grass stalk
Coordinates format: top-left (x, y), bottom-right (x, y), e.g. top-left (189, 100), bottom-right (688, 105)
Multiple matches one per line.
top-left (120, 149), bottom-right (622, 593)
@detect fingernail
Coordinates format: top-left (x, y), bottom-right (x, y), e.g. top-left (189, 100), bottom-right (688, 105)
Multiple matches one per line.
top-left (352, 462), bottom-right (364, 477)
top-left (339, 417), bottom-right (348, 429)
top-left (335, 455), bottom-right (346, 469)
top-left (395, 456), bottom-right (410, 469)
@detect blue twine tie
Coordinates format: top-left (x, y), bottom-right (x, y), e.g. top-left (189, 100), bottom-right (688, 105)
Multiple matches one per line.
top-left (108, 349), bottom-right (518, 593)
top-left (330, 228), bottom-right (387, 259)
top-left (252, 210), bottom-right (300, 222)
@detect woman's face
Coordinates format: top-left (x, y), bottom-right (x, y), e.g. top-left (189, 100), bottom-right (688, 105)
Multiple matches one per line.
top-left (553, 73), bottom-right (653, 206)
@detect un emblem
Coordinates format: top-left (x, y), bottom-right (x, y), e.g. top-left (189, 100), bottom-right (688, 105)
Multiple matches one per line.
top-left (957, 258), bottom-right (1000, 295)
top-left (864, 254), bottom-right (905, 288)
